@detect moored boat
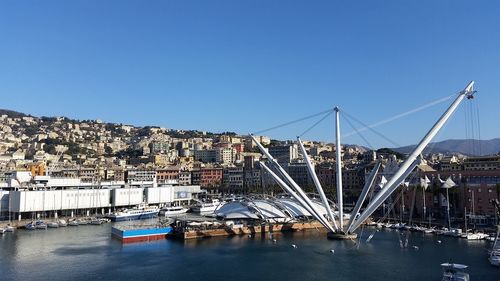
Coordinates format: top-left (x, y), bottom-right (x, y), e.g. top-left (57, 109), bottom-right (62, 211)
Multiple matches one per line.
top-left (5, 225), bottom-right (15, 232)
top-left (25, 222), bottom-right (36, 230)
top-left (489, 227), bottom-right (500, 266)
top-left (47, 221), bottom-right (59, 228)
top-left (444, 228), bottom-right (463, 237)
top-left (35, 220), bottom-right (47, 230)
top-left (441, 263), bottom-right (470, 281)
top-left (107, 206), bottom-right (160, 222)
top-left (58, 219), bottom-right (68, 227)
top-left (90, 218), bottom-right (104, 225)
top-left (191, 199), bottom-right (225, 213)
top-left (159, 206), bottom-right (189, 216)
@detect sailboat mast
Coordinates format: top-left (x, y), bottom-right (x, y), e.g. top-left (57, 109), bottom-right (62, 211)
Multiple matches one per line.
top-left (446, 187), bottom-right (451, 229)
top-left (334, 107), bottom-right (344, 231)
top-left (422, 185), bottom-right (426, 223)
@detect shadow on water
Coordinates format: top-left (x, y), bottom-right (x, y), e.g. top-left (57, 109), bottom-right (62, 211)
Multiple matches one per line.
top-left (52, 245), bottom-right (112, 256)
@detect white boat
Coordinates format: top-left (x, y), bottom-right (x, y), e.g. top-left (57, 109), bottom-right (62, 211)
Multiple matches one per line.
top-left (25, 222), bottom-right (36, 230)
top-left (160, 206), bottom-right (189, 216)
top-left (90, 218), bottom-right (104, 225)
top-left (441, 263), bottom-right (470, 281)
top-left (0, 228), bottom-right (5, 235)
top-left (424, 228), bottom-right (435, 234)
top-left (191, 199), bottom-right (225, 213)
top-left (47, 222), bottom-right (59, 228)
top-left (58, 219), bottom-right (68, 227)
top-left (490, 250), bottom-right (500, 266)
top-left (489, 228), bottom-right (500, 266)
top-left (106, 206), bottom-right (160, 222)
top-left (462, 232), bottom-right (489, 240)
top-left (5, 225), bottom-right (15, 232)
top-left (68, 220), bottom-right (79, 226)
top-left (35, 220), bottom-right (47, 230)
top-left (444, 228), bottom-right (463, 237)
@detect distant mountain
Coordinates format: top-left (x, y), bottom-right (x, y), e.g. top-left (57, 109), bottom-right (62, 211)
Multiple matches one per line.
top-left (393, 138), bottom-right (500, 156)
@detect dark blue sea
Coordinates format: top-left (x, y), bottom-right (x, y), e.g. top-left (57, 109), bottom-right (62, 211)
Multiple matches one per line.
top-left (0, 220), bottom-right (498, 281)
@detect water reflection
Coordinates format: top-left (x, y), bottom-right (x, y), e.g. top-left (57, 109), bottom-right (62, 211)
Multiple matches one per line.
top-left (0, 224), bottom-right (497, 281)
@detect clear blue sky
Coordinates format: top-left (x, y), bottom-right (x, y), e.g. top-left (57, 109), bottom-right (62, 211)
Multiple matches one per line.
top-left (1, 1), bottom-right (498, 148)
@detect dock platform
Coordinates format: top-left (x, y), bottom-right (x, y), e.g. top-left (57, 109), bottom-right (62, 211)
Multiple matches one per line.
top-left (112, 223), bottom-right (173, 243)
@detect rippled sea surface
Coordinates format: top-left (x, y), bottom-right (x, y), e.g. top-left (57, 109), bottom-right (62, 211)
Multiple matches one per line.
top-left (0, 221), bottom-right (498, 281)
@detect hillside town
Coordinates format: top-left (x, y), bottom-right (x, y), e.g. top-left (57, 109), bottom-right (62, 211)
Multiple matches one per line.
top-left (0, 110), bottom-right (499, 225)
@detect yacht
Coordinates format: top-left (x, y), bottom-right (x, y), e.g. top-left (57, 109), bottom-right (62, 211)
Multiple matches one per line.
top-left (191, 199), bottom-right (225, 213)
top-left (0, 228), bottom-right (5, 234)
top-left (160, 206), bottom-right (189, 216)
top-left (440, 263), bottom-right (470, 281)
top-left (107, 206), bottom-right (160, 222)
top-left (68, 219), bottom-right (79, 226)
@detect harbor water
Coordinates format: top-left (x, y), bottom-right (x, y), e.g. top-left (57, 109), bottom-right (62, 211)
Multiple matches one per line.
top-left (0, 221), bottom-right (498, 281)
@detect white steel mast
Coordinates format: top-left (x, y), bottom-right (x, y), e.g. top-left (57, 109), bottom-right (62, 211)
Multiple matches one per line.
top-left (334, 107), bottom-right (344, 231)
top-left (346, 161), bottom-right (381, 233)
top-left (350, 81), bottom-right (476, 231)
top-left (297, 137), bottom-right (339, 231)
top-left (250, 135), bottom-right (336, 232)
top-left (260, 162), bottom-right (333, 231)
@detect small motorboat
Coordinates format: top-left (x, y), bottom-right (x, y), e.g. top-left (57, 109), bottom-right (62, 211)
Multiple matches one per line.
top-left (58, 219), bottom-right (68, 227)
top-left (68, 220), bottom-right (79, 226)
top-left (489, 250), bottom-right (500, 266)
top-left (90, 218), bottom-right (103, 225)
top-left (441, 263), bottom-right (470, 281)
top-left (5, 225), bottom-right (15, 232)
top-left (25, 222), bottom-right (36, 230)
top-left (47, 221), bottom-right (59, 228)
top-left (35, 220), bottom-right (48, 230)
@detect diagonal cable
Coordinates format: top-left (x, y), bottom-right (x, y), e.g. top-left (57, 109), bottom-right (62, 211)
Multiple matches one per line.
top-left (252, 108), bottom-right (334, 135)
top-left (341, 112), bottom-right (374, 150)
top-left (299, 110), bottom-right (334, 138)
top-left (342, 110), bottom-right (401, 148)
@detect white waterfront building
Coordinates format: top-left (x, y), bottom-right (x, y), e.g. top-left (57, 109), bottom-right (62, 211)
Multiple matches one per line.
top-left (0, 173), bottom-right (202, 221)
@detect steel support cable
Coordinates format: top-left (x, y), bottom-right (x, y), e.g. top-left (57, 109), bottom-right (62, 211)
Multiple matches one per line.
top-left (341, 110), bottom-right (401, 148)
top-left (469, 102), bottom-right (476, 155)
top-left (341, 112), bottom-right (374, 150)
top-left (474, 99), bottom-right (482, 155)
top-left (464, 104), bottom-right (470, 155)
top-left (342, 94), bottom-right (455, 139)
top-left (299, 110), bottom-right (334, 138)
top-left (252, 108), bottom-right (334, 135)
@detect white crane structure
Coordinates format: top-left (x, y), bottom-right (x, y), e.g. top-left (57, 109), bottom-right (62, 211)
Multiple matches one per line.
top-left (251, 81), bottom-right (476, 238)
